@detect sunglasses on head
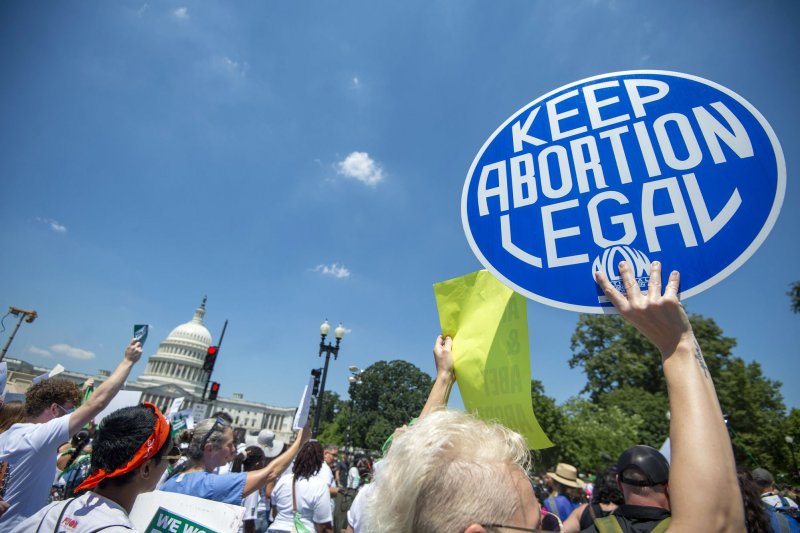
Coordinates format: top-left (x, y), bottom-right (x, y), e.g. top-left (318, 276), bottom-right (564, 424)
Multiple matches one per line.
top-left (200, 417), bottom-right (230, 449)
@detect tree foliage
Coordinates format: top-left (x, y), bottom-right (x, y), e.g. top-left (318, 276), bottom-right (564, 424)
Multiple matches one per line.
top-left (568, 312), bottom-right (794, 482)
top-left (551, 398), bottom-right (642, 473)
top-left (323, 360), bottom-right (432, 451)
top-left (790, 281), bottom-right (800, 313)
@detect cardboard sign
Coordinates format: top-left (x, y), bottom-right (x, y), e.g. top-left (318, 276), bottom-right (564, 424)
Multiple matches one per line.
top-left (462, 70), bottom-right (785, 312)
top-left (434, 271), bottom-right (553, 449)
top-left (129, 490), bottom-right (243, 533)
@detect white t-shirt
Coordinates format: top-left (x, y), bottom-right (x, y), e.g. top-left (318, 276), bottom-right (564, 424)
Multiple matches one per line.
top-left (268, 474), bottom-right (331, 532)
top-left (316, 462), bottom-right (336, 514)
top-left (11, 491), bottom-right (134, 533)
top-left (347, 483), bottom-right (373, 533)
top-left (347, 466), bottom-right (361, 489)
top-left (237, 490), bottom-right (259, 533)
top-left (0, 415), bottom-right (71, 529)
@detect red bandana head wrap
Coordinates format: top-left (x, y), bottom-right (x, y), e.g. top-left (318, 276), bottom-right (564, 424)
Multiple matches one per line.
top-left (75, 402), bottom-right (171, 493)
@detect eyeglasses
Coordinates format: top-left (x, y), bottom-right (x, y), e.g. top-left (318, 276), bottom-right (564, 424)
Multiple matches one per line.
top-left (164, 445), bottom-right (182, 466)
top-left (55, 403), bottom-right (75, 415)
top-left (199, 417), bottom-right (229, 449)
top-left (484, 513), bottom-right (563, 533)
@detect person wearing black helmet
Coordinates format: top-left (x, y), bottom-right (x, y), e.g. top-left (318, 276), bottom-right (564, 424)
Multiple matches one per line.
top-left (581, 445), bottom-right (671, 533)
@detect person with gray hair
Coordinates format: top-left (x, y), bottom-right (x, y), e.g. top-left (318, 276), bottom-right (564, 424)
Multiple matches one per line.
top-left (362, 261), bottom-right (745, 533)
top-left (160, 415), bottom-right (309, 505)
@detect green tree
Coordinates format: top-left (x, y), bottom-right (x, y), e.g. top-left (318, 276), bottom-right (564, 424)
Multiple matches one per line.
top-left (553, 398), bottom-right (642, 473)
top-left (569, 313), bottom-right (735, 401)
top-left (348, 360), bottom-right (433, 450)
top-left (714, 358), bottom-right (788, 476)
top-left (790, 281), bottom-right (800, 313)
top-left (569, 312), bottom-right (791, 477)
top-left (313, 390), bottom-right (348, 445)
top-left (530, 379), bottom-right (563, 468)
top-left (598, 387), bottom-right (669, 449)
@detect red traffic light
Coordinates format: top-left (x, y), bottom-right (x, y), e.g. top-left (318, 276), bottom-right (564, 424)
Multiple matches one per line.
top-left (203, 346), bottom-right (219, 371)
top-left (209, 381), bottom-right (220, 401)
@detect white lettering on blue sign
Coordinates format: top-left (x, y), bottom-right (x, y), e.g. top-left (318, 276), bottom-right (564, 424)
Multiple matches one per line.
top-left (462, 71), bottom-right (785, 312)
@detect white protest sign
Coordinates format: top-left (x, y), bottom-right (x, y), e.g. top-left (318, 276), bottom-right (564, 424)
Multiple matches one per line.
top-left (130, 490), bottom-right (243, 533)
top-left (293, 374), bottom-right (314, 430)
top-left (166, 396), bottom-right (185, 417)
top-left (94, 390), bottom-right (142, 424)
top-left (192, 402), bottom-right (210, 422)
top-left (31, 363), bottom-right (65, 385)
top-left (0, 362), bottom-right (7, 399)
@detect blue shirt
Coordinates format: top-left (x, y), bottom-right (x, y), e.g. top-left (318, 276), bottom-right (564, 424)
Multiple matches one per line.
top-left (160, 470), bottom-right (247, 505)
top-left (544, 494), bottom-right (579, 521)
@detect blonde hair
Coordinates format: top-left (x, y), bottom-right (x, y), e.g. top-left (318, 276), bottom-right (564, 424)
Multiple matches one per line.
top-left (364, 409), bottom-right (532, 533)
top-left (178, 417), bottom-right (229, 461)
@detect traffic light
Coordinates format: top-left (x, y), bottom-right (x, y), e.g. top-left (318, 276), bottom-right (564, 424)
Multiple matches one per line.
top-left (311, 368), bottom-right (322, 396)
top-left (209, 381), bottom-right (220, 401)
top-left (203, 346), bottom-right (219, 371)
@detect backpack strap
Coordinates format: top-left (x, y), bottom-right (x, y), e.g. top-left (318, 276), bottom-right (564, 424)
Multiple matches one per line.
top-left (36, 498), bottom-right (75, 533)
top-left (593, 515), bottom-right (625, 533)
top-left (651, 517), bottom-right (672, 533)
top-left (546, 496), bottom-right (561, 520)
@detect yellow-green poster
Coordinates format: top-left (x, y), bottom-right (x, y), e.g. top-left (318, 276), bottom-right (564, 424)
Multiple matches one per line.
top-left (434, 270), bottom-right (552, 449)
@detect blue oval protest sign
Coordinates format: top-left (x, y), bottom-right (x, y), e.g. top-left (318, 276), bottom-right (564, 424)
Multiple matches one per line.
top-left (462, 71), bottom-right (785, 313)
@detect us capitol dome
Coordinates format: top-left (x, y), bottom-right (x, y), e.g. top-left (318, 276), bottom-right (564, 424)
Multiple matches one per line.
top-left (128, 298), bottom-right (296, 441)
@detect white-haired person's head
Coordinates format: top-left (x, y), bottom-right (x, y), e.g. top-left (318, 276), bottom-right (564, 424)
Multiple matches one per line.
top-left (364, 409), bottom-right (541, 533)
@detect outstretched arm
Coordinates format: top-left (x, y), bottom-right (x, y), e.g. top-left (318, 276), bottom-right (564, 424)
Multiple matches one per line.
top-left (595, 261), bottom-right (744, 533)
top-left (70, 339), bottom-right (142, 435)
top-left (419, 335), bottom-right (455, 419)
top-left (244, 424), bottom-right (311, 497)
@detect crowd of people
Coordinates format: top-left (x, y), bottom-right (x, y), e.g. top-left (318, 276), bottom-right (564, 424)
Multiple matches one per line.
top-left (0, 262), bottom-right (797, 532)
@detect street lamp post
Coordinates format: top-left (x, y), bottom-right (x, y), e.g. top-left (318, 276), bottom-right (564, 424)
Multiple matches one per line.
top-left (312, 319), bottom-right (345, 438)
top-left (0, 307), bottom-right (38, 362)
top-left (347, 366), bottom-right (363, 449)
top-left (786, 435), bottom-right (799, 480)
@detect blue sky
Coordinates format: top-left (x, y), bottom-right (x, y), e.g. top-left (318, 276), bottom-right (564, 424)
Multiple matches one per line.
top-left (1, 1), bottom-right (798, 413)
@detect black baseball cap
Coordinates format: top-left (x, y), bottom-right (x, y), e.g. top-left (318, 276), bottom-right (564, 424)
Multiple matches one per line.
top-left (616, 445), bottom-right (670, 486)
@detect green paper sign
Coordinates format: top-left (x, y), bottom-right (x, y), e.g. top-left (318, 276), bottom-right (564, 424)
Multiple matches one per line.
top-left (434, 270), bottom-right (553, 449)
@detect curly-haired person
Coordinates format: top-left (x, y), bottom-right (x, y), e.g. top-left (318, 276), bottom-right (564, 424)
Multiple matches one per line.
top-left (0, 339), bottom-right (143, 529)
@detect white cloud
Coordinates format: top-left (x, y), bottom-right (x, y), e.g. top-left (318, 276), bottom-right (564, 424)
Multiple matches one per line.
top-left (28, 345), bottom-right (51, 357)
top-left (50, 343), bottom-right (96, 360)
top-left (173, 7), bottom-right (189, 19)
top-left (314, 263), bottom-right (351, 279)
top-left (210, 55), bottom-right (249, 79)
top-left (137, 3), bottom-right (149, 17)
top-left (352, 77), bottom-right (360, 88)
top-left (336, 151), bottom-right (384, 186)
top-left (35, 217), bottom-right (67, 234)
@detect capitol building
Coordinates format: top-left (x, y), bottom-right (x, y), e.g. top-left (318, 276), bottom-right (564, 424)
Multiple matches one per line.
top-left (3, 298), bottom-right (297, 443)
top-left (128, 298), bottom-right (296, 441)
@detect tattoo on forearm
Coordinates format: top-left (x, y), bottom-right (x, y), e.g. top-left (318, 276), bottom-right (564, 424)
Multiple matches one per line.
top-left (694, 340), bottom-right (710, 379)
